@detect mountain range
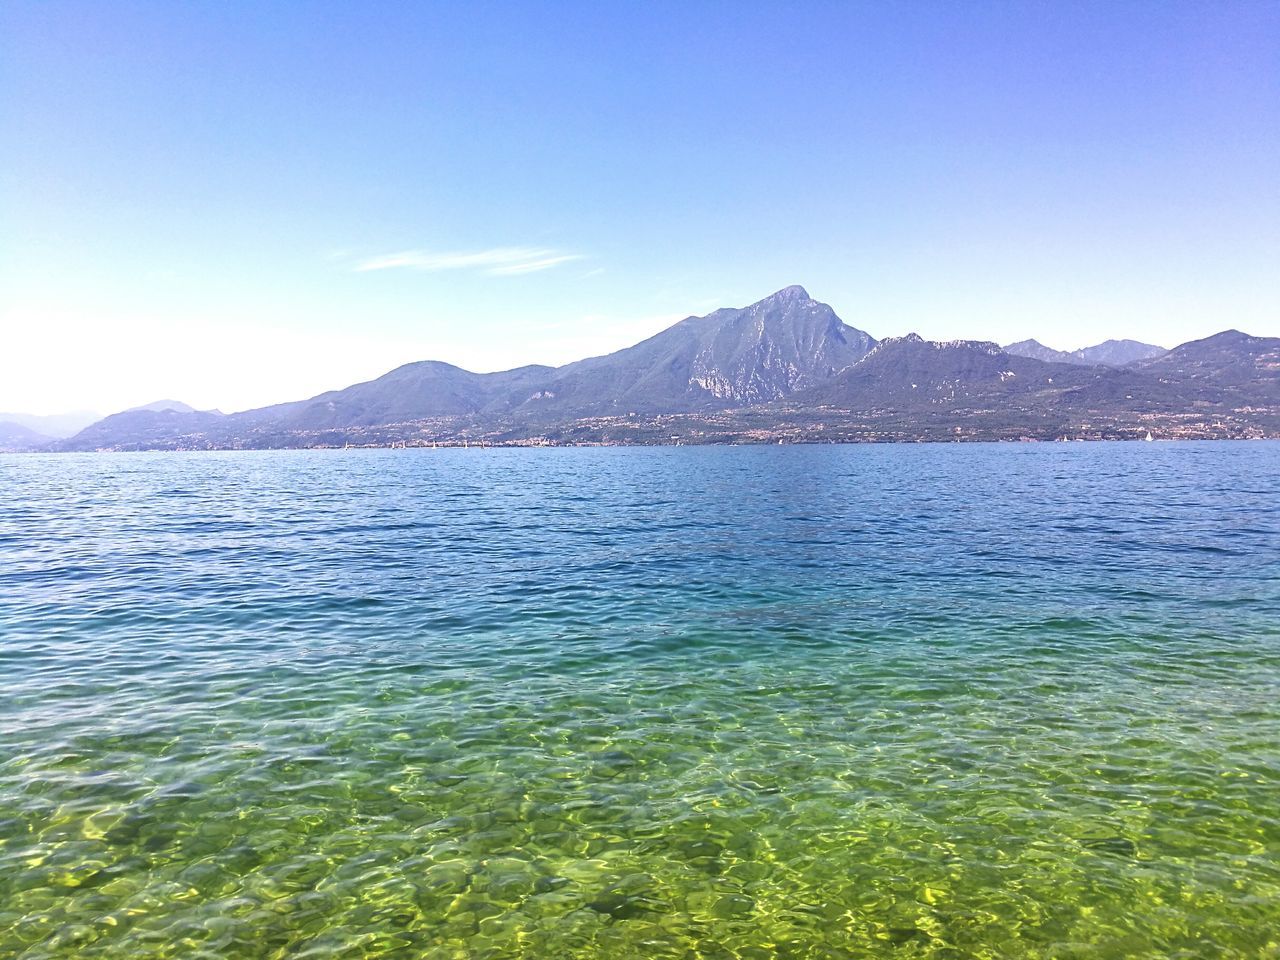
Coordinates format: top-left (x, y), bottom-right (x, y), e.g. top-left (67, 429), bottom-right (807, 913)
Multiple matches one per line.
top-left (5, 287), bottom-right (1277, 451)
top-left (1003, 338), bottom-right (1166, 366)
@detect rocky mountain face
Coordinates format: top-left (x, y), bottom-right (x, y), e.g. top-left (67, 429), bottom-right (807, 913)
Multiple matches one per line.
top-left (45, 288), bottom-right (1280, 450)
top-left (1004, 338), bottom-right (1166, 366)
top-left (516, 286), bottom-right (876, 417)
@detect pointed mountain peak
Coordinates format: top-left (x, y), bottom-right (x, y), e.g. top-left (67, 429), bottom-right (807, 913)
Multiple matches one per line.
top-left (757, 285), bottom-right (812, 305)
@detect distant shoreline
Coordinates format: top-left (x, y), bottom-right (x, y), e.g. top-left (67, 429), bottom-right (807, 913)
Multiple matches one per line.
top-left (12, 433), bottom-right (1279, 454)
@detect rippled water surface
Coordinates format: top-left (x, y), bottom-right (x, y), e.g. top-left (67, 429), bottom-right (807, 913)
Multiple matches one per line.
top-left (2, 443), bottom-right (1279, 959)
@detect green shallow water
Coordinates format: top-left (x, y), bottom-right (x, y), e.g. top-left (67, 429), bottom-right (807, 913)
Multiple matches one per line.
top-left (1, 444), bottom-right (1279, 958)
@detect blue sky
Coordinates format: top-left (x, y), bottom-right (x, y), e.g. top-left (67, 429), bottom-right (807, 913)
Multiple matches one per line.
top-left (2, 1), bottom-right (1277, 414)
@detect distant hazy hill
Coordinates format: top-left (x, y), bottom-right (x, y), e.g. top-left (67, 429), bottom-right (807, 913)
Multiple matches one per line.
top-left (253, 362), bottom-right (557, 431)
top-left (126, 399), bottom-right (199, 414)
top-left (0, 421), bottom-right (56, 451)
top-left (52, 288), bottom-right (1278, 450)
top-left (66, 407), bottom-right (228, 451)
top-left (1076, 339), bottom-right (1167, 366)
top-left (1002, 339), bottom-right (1076, 364)
top-left (0, 410), bottom-right (100, 439)
top-left (1004, 338), bottom-right (1166, 366)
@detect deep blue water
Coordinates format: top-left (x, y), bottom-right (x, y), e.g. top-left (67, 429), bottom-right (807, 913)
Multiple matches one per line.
top-left (1, 442), bottom-right (1278, 958)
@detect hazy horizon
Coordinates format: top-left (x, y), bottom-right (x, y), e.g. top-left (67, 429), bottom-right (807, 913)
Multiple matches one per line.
top-left (3, 2), bottom-right (1277, 416)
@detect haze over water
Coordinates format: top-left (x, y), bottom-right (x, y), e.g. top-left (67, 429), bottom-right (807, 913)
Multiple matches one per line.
top-left (2, 443), bottom-right (1278, 958)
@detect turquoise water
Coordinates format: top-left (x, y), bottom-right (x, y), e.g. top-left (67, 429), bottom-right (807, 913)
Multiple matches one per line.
top-left (1, 443), bottom-right (1278, 958)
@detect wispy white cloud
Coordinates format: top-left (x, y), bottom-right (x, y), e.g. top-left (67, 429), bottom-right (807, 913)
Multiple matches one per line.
top-left (488, 254), bottom-right (584, 275)
top-left (354, 246), bottom-right (584, 276)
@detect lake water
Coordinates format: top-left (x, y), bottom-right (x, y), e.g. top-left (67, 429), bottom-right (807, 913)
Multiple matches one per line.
top-left (2, 443), bottom-right (1278, 959)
